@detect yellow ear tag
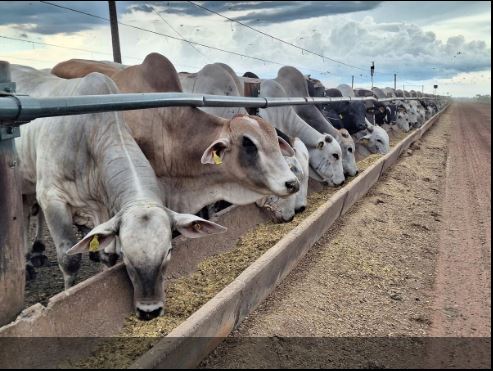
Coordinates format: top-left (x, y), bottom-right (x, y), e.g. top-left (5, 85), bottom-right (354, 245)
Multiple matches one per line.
top-left (89, 235), bottom-right (100, 253)
top-left (212, 150), bottom-right (222, 165)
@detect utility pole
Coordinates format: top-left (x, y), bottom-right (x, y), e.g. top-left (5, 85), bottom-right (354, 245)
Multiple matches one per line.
top-left (394, 73), bottom-right (397, 90)
top-left (351, 75), bottom-right (354, 89)
top-left (370, 61), bottom-right (375, 89)
top-left (108, 1), bottom-right (122, 63)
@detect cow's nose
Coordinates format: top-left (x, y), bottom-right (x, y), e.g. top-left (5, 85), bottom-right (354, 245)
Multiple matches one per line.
top-left (335, 179), bottom-right (345, 187)
top-left (285, 180), bottom-right (300, 194)
top-left (136, 307), bottom-right (163, 321)
top-left (295, 206), bottom-right (306, 213)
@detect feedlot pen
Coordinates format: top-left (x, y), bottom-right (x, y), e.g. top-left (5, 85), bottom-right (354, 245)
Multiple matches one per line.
top-left (203, 102), bottom-right (491, 369)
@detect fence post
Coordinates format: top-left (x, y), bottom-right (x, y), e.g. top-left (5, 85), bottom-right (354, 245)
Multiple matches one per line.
top-left (0, 60), bottom-right (25, 326)
top-left (108, 1), bottom-right (122, 64)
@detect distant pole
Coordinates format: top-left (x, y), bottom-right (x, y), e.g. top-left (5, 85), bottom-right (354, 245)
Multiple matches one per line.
top-left (108, 1), bottom-right (122, 63)
top-left (0, 61), bottom-right (25, 327)
top-left (370, 61), bottom-right (375, 89)
top-left (351, 75), bottom-right (354, 89)
top-left (422, 85), bottom-right (424, 93)
top-left (394, 74), bottom-right (397, 90)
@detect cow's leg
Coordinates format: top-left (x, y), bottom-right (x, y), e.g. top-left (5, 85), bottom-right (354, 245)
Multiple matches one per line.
top-left (30, 208), bottom-right (49, 268)
top-left (22, 195), bottom-right (36, 281)
top-left (41, 199), bottom-right (81, 289)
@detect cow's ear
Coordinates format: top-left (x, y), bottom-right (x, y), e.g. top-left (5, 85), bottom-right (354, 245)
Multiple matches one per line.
top-left (170, 212), bottom-right (227, 238)
top-left (358, 133), bottom-right (371, 145)
top-left (66, 215), bottom-right (120, 255)
top-left (278, 136), bottom-right (295, 157)
top-left (201, 138), bottom-right (230, 165)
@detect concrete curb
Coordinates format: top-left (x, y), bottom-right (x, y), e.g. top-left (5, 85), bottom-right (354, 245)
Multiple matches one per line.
top-left (130, 105), bottom-right (450, 369)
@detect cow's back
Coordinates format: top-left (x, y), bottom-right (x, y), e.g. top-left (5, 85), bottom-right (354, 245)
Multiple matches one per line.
top-left (12, 65), bottom-right (122, 191)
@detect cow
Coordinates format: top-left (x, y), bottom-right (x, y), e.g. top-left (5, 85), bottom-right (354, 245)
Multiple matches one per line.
top-left (256, 133), bottom-right (310, 222)
top-left (176, 63), bottom-right (345, 187)
top-left (274, 66), bottom-right (358, 177)
top-left (306, 80), bottom-right (368, 135)
top-left (179, 63), bottom-right (245, 119)
top-left (52, 53), bottom-right (300, 216)
top-left (177, 63), bottom-right (309, 222)
top-left (352, 124), bottom-right (390, 161)
top-left (12, 64), bottom-right (226, 320)
top-left (255, 78), bottom-right (346, 186)
top-left (353, 88), bottom-right (378, 125)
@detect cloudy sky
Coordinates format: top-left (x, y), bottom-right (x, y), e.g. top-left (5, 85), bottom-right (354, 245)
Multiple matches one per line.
top-left (0, 1), bottom-right (490, 96)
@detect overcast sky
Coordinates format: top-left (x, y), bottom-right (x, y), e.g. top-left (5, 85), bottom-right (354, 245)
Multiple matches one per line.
top-left (0, 1), bottom-right (490, 96)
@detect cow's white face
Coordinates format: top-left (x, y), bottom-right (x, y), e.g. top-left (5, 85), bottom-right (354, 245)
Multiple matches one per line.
top-left (358, 126), bottom-right (390, 155)
top-left (396, 103), bottom-right (411, 132)
top-left (256, 138), bottom-right (310, 222)
top-left (339, 129), bottom-right (358, 177)
top-left (307, 133), bottom-right (345, 187)
top-left (67, 206), bottom-right (226, 321)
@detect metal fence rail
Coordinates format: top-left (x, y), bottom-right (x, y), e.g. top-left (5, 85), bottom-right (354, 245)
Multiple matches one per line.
top-left (0, 92), bottom-right (446, 126)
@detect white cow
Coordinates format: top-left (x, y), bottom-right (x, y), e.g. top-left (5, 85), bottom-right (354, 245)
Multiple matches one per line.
top-left (12, 65), bottom-right (226, 321)
top-left (256, 79), bottom-right (346, 186)
top-left (256, 137), bottom-right (310, 222)
top-left (353, 124), bottom-right (390, 161)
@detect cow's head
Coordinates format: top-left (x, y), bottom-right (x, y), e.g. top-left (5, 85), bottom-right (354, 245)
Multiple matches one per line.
top-left (256, 138), bottom-right (310, 222)
top-left (201, 114), bottom-right (300, 197)
top-left (67, 206), bottom-right (226, 321)
top-left (337, 129), bottom-right (358, 177)
top-left (396, 102), bottom-right (410, 132)
top-left (307, 133), bottom-right (346, 186)
top-left (339, 101), bottom-right (368, 133)
top-left (356, 125), bottom-right (390, 155)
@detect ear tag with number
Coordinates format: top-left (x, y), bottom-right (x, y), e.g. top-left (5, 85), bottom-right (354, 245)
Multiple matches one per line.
top-left (212, 150), bottom-right (222, 165)
top-left (89, 235), bottom-right (100, 253)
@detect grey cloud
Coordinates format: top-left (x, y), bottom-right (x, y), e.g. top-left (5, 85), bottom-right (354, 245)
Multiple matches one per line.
top-left (126, 1), bottom-right (383, 25)
top-left (0, 1), bottom-right (110, 35)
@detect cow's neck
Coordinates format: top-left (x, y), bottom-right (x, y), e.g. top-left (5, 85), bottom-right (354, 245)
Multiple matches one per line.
top-left (93, 116), bottom-right (163, 213)
top-left (158, 175), bottom-right (264, 214)
top-left (259, 107), bottom-right (322, 148)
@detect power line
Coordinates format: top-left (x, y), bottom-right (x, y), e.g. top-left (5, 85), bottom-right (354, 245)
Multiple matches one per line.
top-left (0, 34), bottom-right (203, 71)
top-left (38, 1), bottom-right (329, 75)
top-left (151, 8), bottom-right (207, 60)
top-left (186, 0), bottom-right (395, 78)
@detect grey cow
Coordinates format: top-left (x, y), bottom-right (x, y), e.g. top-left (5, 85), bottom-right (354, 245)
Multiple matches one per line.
top-left (13, 65), bottom-right (226, 321)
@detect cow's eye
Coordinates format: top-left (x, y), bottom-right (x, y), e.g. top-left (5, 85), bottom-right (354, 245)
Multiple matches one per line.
top-left (377, 139), bottom-right (383, 144)
top-left (333, 153), bottom-right (340, 160)
top-left (348, 147), bottom-right (353, 153)
top-left (242, 136), bottom-right (257, 154)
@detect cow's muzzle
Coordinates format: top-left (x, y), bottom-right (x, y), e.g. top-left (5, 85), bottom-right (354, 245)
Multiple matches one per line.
top-left (285, 180), bottom-right (300, 194)
top-left (136, 302), bottom-right (164, 321)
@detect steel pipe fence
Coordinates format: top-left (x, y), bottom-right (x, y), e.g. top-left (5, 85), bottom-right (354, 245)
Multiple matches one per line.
top-left (0, 92), bottom-right (448, 127)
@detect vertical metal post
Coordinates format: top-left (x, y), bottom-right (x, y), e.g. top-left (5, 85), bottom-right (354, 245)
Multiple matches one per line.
top-left (370, 61), bottom-right (374, 89)
top-left (351, 75), bottom-right (354, 89)
top-left (394, 74), bottom-right (397, 90)
top-left (108, 1), bottom-right (122, 64)
top-left (0, 61), bottom-right (25, 326)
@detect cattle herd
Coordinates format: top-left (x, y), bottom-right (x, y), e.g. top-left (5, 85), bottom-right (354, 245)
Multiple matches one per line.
top-left (11, 52), bottom-right (446, 321)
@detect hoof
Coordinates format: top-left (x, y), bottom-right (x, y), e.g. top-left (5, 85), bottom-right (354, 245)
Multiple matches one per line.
top-left (30, 253), bottom-right (49, 268)
top-left (26, 264), bottom-right (37, 281)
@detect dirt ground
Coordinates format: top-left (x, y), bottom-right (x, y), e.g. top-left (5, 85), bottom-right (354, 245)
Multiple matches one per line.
top-left (201, 103), bottom-right (491, 368)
